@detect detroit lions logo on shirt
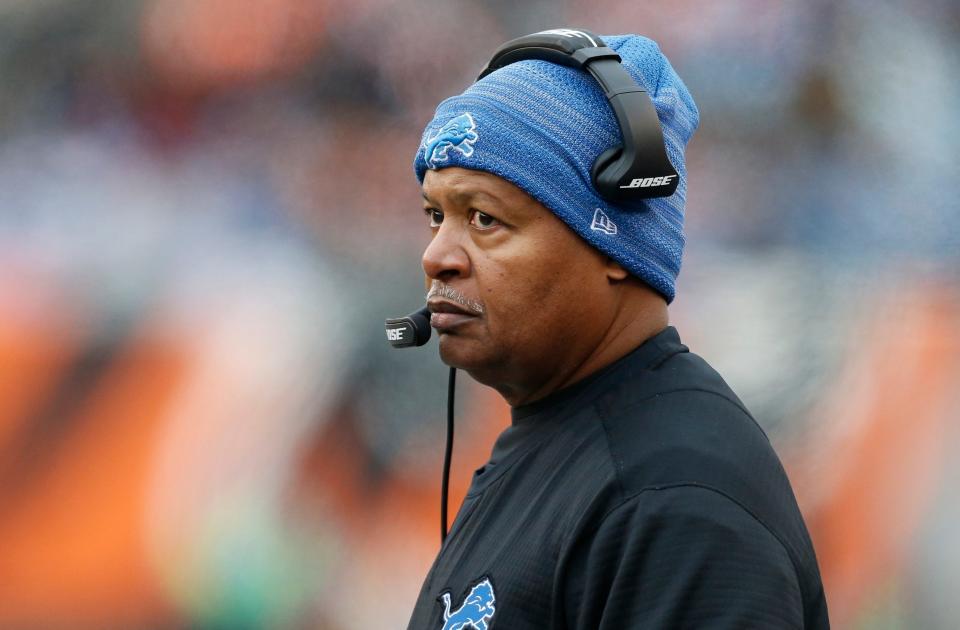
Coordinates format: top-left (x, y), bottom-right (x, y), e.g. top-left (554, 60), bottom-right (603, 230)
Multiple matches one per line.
top-left (423, 113), bottom-right (479, 169)
top-left (438, 577), bottom-right (496, 630)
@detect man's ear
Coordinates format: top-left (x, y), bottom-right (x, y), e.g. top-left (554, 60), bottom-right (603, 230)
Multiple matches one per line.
top-left (605, 258), bottom-right (629, 281)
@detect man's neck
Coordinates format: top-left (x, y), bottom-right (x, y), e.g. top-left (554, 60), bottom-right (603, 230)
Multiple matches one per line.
top-left (496, 292), bottom-right (669, 407)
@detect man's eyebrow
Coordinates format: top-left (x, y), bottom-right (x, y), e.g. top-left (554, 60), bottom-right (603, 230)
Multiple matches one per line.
top-left (421, 189), bottom-right (503, 205)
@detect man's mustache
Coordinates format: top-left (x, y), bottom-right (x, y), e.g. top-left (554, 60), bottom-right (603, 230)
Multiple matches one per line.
top-left (426, 281), bottom-right (485, 315)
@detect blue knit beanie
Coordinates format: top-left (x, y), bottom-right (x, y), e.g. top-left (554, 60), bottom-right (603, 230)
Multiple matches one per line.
top-left (414, 34), bottom-right (699, 303)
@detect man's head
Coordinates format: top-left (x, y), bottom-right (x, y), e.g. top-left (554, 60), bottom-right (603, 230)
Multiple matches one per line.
top-left (422, 166), bottom-right (657, 401)
top-left (414, 33), bottom-right (699, 403)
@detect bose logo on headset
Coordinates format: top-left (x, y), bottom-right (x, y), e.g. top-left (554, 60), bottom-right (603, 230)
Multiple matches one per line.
top-left (386, 328), bottom-right (405, 341)
top-left (620, 175), bottom-right (676, 189)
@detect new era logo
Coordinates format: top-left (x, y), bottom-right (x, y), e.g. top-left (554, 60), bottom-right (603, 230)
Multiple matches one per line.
top-left (591, 208), bottom-right (617, 235)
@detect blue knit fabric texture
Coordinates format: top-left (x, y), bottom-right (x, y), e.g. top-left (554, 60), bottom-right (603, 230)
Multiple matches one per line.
top-left (414, 34), bottom-right (699, 303)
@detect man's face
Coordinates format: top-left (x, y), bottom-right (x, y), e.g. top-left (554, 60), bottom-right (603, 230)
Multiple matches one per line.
top-left (421, 167), bottom-right (621, 397)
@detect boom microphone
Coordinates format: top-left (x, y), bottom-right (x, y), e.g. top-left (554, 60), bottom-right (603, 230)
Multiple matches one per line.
top-left (385, 306), bottom-right (432, 348)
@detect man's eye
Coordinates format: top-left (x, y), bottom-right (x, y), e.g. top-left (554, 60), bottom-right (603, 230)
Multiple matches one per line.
top-left (470, 210), bottom-right (500, 230)
top-left (425, 208), bottom-right (443, 227)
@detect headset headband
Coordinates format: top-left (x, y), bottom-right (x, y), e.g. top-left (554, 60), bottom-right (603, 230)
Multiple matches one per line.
top-left (478, 29), bottom-right (679, 202)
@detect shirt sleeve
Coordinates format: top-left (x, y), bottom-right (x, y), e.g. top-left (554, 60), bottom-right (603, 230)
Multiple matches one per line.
top-left (560, 484), bottom-right (805, 629)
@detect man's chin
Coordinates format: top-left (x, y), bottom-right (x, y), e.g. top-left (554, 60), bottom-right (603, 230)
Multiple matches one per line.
top-left (437, 334), bottom-right (491, 372)
top-left (437, 335), bottom-right (513, 392)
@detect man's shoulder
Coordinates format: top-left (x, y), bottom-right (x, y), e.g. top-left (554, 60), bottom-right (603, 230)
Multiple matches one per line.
top-left (574, 346), bottom-right (829, 628)
top-left (548, 338), bottom-right (776, 504)
top-left (593, 347), bottom-right (807, 540)
top-left (596, 346), bottom-right (771, 483)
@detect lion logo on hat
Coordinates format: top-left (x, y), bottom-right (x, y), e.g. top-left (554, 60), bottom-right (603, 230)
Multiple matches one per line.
top-left (423, 113), bottom-right (479, 169)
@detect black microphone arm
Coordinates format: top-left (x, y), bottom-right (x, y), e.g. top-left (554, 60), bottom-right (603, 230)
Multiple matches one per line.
top-left (385, 306), bottom-right (432, 348)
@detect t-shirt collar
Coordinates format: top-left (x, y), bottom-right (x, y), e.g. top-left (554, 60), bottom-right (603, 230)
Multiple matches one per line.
top-left (509, 325), bottom-right (686, 425)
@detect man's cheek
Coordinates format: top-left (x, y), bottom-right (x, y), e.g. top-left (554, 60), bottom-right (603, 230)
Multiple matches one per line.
top-left (478, 308), bottom-right (520, 355)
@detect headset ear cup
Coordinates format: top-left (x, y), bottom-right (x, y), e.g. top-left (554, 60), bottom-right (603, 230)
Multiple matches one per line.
top-left (591, 146), bottom-right (622, 198)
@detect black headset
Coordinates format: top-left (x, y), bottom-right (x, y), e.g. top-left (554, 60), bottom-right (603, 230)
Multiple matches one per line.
top-left (385, 29), bottom-right (679, 543)
top-left (478, 28), bottom-right (679, 203)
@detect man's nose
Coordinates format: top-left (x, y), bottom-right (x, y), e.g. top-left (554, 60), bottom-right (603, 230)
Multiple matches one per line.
top-left (422, 223), bottom-right (470, 281)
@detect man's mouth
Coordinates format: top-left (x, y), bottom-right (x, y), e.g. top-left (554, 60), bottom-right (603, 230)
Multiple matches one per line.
top-left (427, 299), bottom-right (479, 331)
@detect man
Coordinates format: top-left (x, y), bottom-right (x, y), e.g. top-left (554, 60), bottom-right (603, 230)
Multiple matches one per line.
top-left (406, 31), bottom-right (829, 629)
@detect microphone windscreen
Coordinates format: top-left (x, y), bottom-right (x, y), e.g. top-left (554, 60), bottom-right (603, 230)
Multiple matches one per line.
top-left (385, 306), bottom-right (432, 348)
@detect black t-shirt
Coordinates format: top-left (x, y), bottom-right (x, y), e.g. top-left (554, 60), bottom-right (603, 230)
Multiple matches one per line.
top-left (406, 326), bottom-right (829, 629)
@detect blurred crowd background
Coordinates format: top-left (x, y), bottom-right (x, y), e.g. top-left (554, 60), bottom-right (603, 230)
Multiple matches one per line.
top-left (1, 0), bottom-right (958, 628)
